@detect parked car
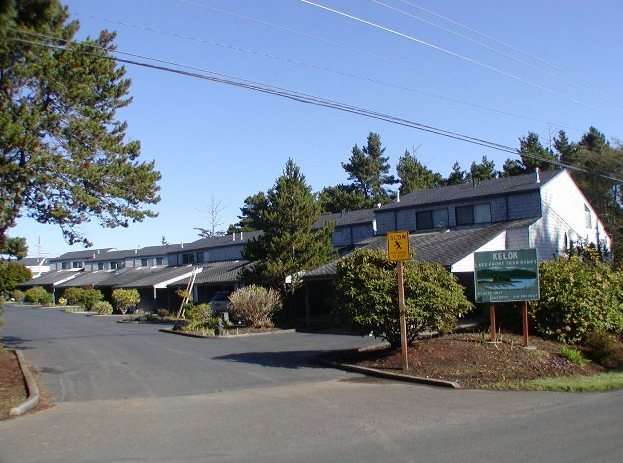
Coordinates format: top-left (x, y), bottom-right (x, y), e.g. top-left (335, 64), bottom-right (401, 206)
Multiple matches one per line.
top-left (209, 291), bottom-right (231, 315)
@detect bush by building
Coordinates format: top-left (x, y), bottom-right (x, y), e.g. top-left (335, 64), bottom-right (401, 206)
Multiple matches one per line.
top-left (228, 285), bottom-right (282, 328)
top-left (24, 286), bottom-right (52, 305)
top-left (93, 301), bottom-right (114, 315)
top-left (111, 288), bottom-right (140, 315)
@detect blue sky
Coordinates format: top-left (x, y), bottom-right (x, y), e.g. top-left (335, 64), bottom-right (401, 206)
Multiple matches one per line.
top-left (13, 0), bottom-right (623, 258)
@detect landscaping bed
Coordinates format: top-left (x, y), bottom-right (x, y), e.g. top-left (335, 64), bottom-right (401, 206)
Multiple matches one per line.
top-left (322, 333), bottom-right (622, 389)
top-left (0, 348), bottom-right (27, 420)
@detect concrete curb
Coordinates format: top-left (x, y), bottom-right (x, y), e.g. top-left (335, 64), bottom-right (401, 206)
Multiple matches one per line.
top-left (159, 328), bottom-right (296, 339)
top-left (9, 350), bottom-right (40, 416)
top-left (313, 357), bottom-right (461, 389)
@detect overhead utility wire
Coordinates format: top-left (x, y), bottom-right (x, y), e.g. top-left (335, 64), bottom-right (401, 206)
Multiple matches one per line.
top-left (298, 0), bottom-right (619, 121)
top-left (4, 33), bottom-right (622, 184)
top-left (395, 0), bottom-right (623, 101)
top-left (169, 0), bottom-right (579, 129)
top-left (368, 0), bottom-right (623, 110)
top-left (83, 15), bottom-right (578, 130)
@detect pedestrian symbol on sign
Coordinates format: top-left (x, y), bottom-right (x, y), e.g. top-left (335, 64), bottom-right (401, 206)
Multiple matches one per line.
top-left (387, 231), bottom-right (410, 261)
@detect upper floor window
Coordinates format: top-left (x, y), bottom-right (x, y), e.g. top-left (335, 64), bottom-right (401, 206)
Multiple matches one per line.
top-left (155, 257), bottom-right (164, 266)
top-left (455, 203), bottom-right (491, 226)
top-left (584, 204), bottom-right (592, 228)
top-left (61, 262), bottom-right (69, 270)
top-left (97, 263), bottom-right (104, 271)
top-left (110, 261), bottom-right (118, 270)
top-left (182, 253), bottom-right (195, 264)
top-left (141, 258), bottom-right (149, 267)
top-left (416, 208), bottom-right (449, 230)
top-left (72, 261), bottom-right (81, 269)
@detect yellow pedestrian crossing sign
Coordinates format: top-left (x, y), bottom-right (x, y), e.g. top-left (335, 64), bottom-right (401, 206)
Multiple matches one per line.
top-left (387, 231), bottom-right (410, 261)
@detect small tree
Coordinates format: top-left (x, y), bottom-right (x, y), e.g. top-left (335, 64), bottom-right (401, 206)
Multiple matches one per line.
top-left (336, 249), bottom-right (473, 348)
top-left (112, 288), bottom-right (141, 314)
top-left (0, 261), bottom-right (31, 295)
top-left (228, 285), bottom-right (282, 328)
top-left (93, 301), bottom-right (113, 315)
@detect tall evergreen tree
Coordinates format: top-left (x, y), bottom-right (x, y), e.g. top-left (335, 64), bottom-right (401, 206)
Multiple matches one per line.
top-left (0, 0), bottom-right (161, 247)
top-left (502, 132), bottom-right (559, 177)
top-left (242, 159), bottom-right (335, 295)
top-left (0, 237), bottom-right (27, 260)
top-left (341, 132), bottom-right (396, 205)
top-left (396, 149), bottom-right (444, 194)
top-left (318, 184), bottom-right (369, 214)
top-left (446, 161), bottom-right (466, 185)
top-left (467, 156), bottom-right (497, 182)
top-left (227, 192), bottom-right (269, 233)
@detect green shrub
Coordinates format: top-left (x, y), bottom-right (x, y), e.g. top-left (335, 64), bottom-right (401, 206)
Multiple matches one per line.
top-left (62, 287), bottom-right (85, 306)
top-left (24, 286), bottom-right (52, 305)
top-left (157, 308), bottom-right (169, 319)
top-left (57, 297), bottom-right (67, 306)
top-left (584, 331), bottom-right (622, 368)
top-left (183, 303), bottom-right (221, 334)
top-left (559, 346), bottom-right (585, 364)
top-left (530, 257), bottom-right (623, 343)
top-left (228, 285), bottom-right (282, 328)
top-left (111, 288), bottom-right (140, 314)
top-left (81, 289), bottom-right (103, 311)
top-left (336, 248), bottom-right (473, 348)
top-left (93, 301), bottom-right (113, 315)
top-left (11, 289), bottom-right (25, 302)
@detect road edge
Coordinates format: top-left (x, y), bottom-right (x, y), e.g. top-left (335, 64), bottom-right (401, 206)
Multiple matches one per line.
top-left (9, 350), bottom-right (40, 416)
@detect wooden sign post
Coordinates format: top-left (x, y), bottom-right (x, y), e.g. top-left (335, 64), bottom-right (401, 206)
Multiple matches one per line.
top-left (387, 231), bottom-right (410, 372)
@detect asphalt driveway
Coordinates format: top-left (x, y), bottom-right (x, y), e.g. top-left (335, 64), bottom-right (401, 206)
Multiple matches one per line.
top-left (1, 305), bottom-right (378, 402)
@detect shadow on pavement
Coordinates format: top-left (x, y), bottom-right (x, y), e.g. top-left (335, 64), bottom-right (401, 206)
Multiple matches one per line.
top-left (213, 350), bottom-right (332, 369)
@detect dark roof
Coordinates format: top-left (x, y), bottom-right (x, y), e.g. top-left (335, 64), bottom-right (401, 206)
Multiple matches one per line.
top-left (20, 270), bottom-right (82, 286)
top-left (182, 231), bottom-right (263, 252)
top-left (93, 265), bottom-right (196, 288)
top-left (55, 269), bottom-right (130, 288)
top-left (314, 209), bottom-right (376, 229)
top-left (303, 219), bottom-right (537, 281)
top-left (379, 170), bottom-right (561, 211)
top-left (16, 257), bottom-right (46, 266)
top-left (87, 244), bottom-right (185, 262)
top-left (173, 260), bottom-right (252, 286)
top-left (49, 248), bottom-right (114, 262)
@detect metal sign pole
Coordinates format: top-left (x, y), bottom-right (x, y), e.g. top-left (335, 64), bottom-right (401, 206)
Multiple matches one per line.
top-left (522, 300), bottom-right (529, 347)
top-left (397, 260), bottom-right (409, 372)
top-left (489, 304), bottom-right (497, 342)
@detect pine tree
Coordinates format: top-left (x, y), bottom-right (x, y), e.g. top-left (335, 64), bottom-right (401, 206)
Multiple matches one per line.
top-left (446, 161), bottom-right (466, 185)
top-left (341, 132), bottom-right (396, 205)
top-left (242, 159), bottom-right (335, 295)
top-left (0, 0), bottom-right (161, 247)
top-left (468, 156), bottom-right (497, 182)
top-left (396, 149), bottom-right (443, 194)
top-left (501, 132), bottom-right (559, 177)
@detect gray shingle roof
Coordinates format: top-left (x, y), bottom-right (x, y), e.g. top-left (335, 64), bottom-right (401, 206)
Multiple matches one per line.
top-left (16, 257), bottom-right (46, 266)
top-left (93, 266), bottom-right (195, 288)
top-left (182, 231), bottom-right (263, 252)
top-left (173, 260), bottom-right (252, 286)
top-left (21, 270), bottom-right (82, 286)
top-left (55, 269), bottom-right (131, 288)
top-left (49, 248), bottom-right (114, 262)
top-left (303, 219), bottom-right (537, 281)
top-left (314, 209), bottom-right (376, 229)
top-left (379, 170), bottom-right (561, 211)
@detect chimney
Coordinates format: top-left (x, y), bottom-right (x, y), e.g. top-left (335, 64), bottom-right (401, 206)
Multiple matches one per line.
top-left (134, 249), bottom-right (138, 254)
top-left (396, 191), bottom-right (401, 203)
top-left (240, 231), bottom-right (244, 240)
top-left (233, 233), bottom-right (236, 241)
top-left (181, 242), bottom-right (184, 249)
top-left (535, 167), bottom-right (541, 183)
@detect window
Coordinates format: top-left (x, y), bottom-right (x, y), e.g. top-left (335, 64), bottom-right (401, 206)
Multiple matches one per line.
top-left (61, 262), bottom-right (69, 270)
top-left (196, 252), bottom-right (204, 264)
top-left (97, 263), bottom-right (104, 271)
top-left (182, 253), bottom-right (195, 264)
top-left (141, 258), bottom-right (149, 267)
top-left (416, 208), bottom-right (448, 230)
top-left (455, 203), bottom-right (491, 226)
top-left (110, 262), bottom-right (118, 270)
top-left (155, 257), bottom-right (163, 266)
top-left (72, 261), bottom-right (81, 269)
top-left (584, 204), bottom-right (592, 228)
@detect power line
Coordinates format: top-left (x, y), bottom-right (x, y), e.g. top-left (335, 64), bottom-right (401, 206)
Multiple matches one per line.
top-left (81, 14), bottom-right (581, 131)
top-left (367, 0), bottom-right (623, 110)
top-left (168, 0), bottom-right (582, 132)
top-left (3, 32), bottom-right (623, 183)
top-left (395, 0), bottom-right (623, 102)
top-left (297, 0), bottom-right (620, 121)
